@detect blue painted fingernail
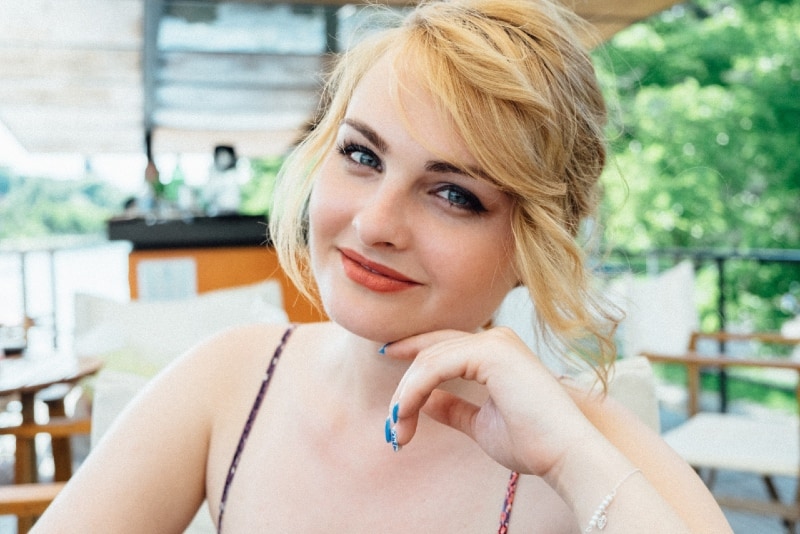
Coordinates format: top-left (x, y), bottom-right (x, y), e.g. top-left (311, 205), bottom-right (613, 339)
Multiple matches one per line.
top-left (378, 343), bottom-right (389, 355)
top-left (390, 428), bottom-right (401, 452)
top-left (384, 417), bottom-right (392, 443)
top-left (391, 402), bottom-right (400, 424)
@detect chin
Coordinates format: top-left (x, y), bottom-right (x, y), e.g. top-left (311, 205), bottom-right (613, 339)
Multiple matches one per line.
top-left (326, 302), bottom-right (489, 344)
top-left (326, 307), bottom-right (407, 343)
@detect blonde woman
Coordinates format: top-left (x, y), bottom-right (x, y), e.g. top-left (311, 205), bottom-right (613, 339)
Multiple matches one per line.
top-left (36, 1), bottom-right (731, 532)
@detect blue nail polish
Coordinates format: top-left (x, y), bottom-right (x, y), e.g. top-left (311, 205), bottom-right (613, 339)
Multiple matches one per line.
top-left (391, 402), bottom-right (400, 424)
top-left (390, 428), bottom-right (401, 452)
top-left (378, 343), bottom-right (388, 355)
top-left (384, 417), bottom-right (392, 443)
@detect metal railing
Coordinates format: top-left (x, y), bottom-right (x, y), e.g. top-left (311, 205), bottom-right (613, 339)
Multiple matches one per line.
top-left (603, 247), bottom-right (800, 412)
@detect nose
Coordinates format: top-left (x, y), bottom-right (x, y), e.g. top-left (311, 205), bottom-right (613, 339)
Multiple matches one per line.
top-left (352, 180), bottom-right (411, 249)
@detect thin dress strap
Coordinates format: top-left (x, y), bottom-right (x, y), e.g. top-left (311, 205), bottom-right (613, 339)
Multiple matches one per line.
top-left (498, 471), bottom-right (519, 533)
top-left (217, 325), bottom-right (295, 533)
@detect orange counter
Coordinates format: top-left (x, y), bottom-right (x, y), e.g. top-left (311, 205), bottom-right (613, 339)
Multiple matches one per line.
top-left (127, 246), bottom-right (324, 324)
top-left (109, 215), bottom-right (324, 324)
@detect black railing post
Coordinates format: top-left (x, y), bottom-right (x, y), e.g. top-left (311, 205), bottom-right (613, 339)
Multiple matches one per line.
top-left (716, 256), bottom-right (728, 413)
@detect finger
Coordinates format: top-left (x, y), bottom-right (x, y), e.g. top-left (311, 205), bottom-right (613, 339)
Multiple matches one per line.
top-left (420, 389), bottom-right (480, 439)
top-left (381, 329), bottom-right (468, 361)
top-left (393, 387), bottom-right (478, 449)
top-left (391, 336), bottom-right (490, 447)
top-left (386, 332), bottom-right (479, 449)
top-left (394, 328), bottom-right (530, 408)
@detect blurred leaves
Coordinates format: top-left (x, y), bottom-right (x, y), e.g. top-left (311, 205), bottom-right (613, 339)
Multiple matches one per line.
top-left (239, 156), bottom-right (282, 217)
top-left (0, 169), bottom-right (125, 238)
top-left (596, 0), bottom-right (800, 330)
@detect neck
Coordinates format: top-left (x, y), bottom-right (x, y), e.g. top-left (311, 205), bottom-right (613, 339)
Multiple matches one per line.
top-left (318, 322), bottom-right (409, 414)
top-left (315, 322), bottom-right (486, 417)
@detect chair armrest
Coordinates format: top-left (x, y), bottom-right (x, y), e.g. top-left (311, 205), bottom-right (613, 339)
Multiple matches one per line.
top-left (689, 330), bottom-right (800, 350)
top-left (640, 351), bottom-right (800, 416)
top-left (0, 482), bottom-right (64, 517)
top-left (641, 351), bottom-right (800, 371)
top-left (0, 416), bottom-right (91, 439)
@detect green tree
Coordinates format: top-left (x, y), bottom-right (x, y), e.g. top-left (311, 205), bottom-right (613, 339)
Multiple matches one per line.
top-left (596, 0), bottom-right (800, 330)
top-left (239, 156), bottom-right (283, 217)
top-left (0, 174), bottom-right (125, 238)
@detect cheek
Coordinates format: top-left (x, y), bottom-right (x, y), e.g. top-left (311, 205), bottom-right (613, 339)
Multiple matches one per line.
top-left (428, 228), bottom-right (516, 293)
top-left (308, 170), bottom-right (350, 242)
top-left (473, 230), bottom-right (518, 302)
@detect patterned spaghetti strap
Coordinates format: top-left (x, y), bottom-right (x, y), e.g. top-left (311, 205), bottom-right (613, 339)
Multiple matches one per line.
top-left (217, 325), bottom-right (296, 532)
top-left (498, 471), bottom-right (519, 533)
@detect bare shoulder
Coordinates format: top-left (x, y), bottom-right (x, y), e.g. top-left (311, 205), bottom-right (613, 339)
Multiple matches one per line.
top-left (189, 321), bottom-right (336, 421)
top-left (184, 321), bottom-right (331, 378)
top-left (33, 324), bottom-right (300, 531)
top-left (186, 322), bottom-right (297, 370)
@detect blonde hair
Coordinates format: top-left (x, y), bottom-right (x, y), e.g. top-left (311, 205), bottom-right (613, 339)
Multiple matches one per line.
top-left (270, 0), bottom-right (619, 382)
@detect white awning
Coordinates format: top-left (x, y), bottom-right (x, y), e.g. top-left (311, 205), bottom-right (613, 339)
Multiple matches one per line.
top-left (0, 0), bottom-right (682, 159)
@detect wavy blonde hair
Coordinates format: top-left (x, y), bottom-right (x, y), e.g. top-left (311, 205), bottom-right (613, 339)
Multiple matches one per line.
top-left (270, 0), bottom-right (619, 383)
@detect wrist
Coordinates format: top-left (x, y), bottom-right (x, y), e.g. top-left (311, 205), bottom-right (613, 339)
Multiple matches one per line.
top-left (542, 427), bottom-right (640, 528)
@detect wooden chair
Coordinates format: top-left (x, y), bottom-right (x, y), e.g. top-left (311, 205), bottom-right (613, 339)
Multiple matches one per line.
top-left (0, 482), bottom-right (65, 523)
top-left (0, 397), bottom-right (90, 533)
top-left (0, 406), bottom-right (91, 481)
top-left (642, 331), bottom-right (800, 531)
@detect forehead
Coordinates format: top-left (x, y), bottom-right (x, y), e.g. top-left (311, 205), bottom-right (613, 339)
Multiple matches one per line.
top-left (344, 52), bottom-right (478, 169)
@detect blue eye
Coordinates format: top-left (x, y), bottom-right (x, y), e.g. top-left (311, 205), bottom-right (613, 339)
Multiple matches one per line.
top-left (338, 143), bottom-right (382, 170)
top-left (434, 185), bottom-right (487, 214)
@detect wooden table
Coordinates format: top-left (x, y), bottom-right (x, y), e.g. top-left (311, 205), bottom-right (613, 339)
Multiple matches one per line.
top-left (0, 354), bottom-right (103, 484)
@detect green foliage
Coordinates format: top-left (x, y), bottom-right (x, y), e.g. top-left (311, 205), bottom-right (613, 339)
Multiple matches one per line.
top-left (239, 156), bottom-right (282, 217)
top-left (0, 171), bottom-right (125, 238)
top-left (596, 0), bottom-right (800, 330)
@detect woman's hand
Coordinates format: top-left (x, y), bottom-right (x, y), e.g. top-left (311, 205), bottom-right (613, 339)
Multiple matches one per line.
top-left (383, 327), bottom-right (734, 533)
top-left (383, 327), bottom-right (598, 477)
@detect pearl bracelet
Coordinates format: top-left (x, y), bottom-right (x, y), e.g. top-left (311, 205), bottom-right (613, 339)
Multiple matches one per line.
top-left (584, 468), bottom-right (642, 532)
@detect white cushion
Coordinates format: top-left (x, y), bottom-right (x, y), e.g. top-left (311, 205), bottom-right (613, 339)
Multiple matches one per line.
top-left (607, 260), bottom-right (699, 358)
top-left (74, 280), bottom-right (287, 374)
top-left (664, 412), bottom-right (799, 477)
top-left (494, 289), bottom-right (660, 431)
top-left (493, 286), bottom-right (566, 374)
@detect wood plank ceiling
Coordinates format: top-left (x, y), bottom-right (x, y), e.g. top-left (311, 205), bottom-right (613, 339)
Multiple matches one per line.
top-left (0, 0), bottom-right (681, 159)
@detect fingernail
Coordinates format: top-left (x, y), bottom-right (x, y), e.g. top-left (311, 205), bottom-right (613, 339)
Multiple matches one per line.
top-left (390, 428), bottom-right (402, 452)
top-left (378, 343), bottom-right (389, 355)
top-left (384, 417), bottom-right (392, 443)
top-left (391, 402), bottom-right (400, 424)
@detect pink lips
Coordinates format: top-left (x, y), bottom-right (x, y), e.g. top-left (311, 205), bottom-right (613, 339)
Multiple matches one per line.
top-left (339, 249), bottom-right (420, 293)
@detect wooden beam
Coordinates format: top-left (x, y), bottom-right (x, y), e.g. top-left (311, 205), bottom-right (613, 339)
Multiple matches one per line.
top-left (0, 482), bottom-right (64, 517)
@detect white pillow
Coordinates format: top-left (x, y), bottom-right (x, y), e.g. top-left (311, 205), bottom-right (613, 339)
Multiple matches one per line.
top-left (74, 280), bottom-right (288, 373)
top-left (494, 289), bottom-right (660, 432)
top-left (607, 261), bottom-right (698, 358)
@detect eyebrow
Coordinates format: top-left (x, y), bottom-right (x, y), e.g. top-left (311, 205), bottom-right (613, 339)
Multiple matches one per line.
top-left (341, 118), bottom-right (478, 179)
top-left (342, 119), bottom-right (389, 155)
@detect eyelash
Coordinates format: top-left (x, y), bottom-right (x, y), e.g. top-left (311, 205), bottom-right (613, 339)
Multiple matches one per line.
top-left (336, 141), bottom-right (382, 171)
top-left (335, 139), bottom-right (486, 214)
top-left (432, 184), bottom-right (487, 214)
